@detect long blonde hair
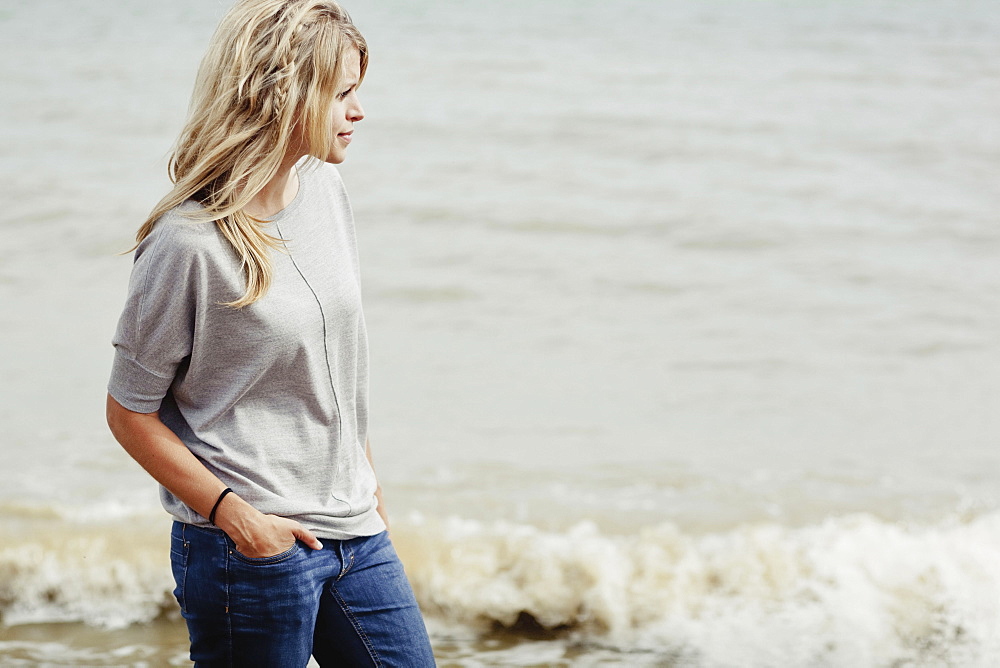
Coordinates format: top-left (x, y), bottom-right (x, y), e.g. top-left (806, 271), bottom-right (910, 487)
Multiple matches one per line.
top-left (135, 0), bottom-right (367, 307)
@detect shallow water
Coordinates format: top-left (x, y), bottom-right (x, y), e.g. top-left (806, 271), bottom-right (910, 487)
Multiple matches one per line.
top-left (1, 0), bottom-right (999, 664)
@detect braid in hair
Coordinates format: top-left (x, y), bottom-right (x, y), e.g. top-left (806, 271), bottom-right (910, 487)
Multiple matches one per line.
top-left (135, 0), bottom-right (369, 307)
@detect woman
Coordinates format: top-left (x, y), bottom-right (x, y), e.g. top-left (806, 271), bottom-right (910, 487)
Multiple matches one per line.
top-left (104, 1), bottom-right (436, 665)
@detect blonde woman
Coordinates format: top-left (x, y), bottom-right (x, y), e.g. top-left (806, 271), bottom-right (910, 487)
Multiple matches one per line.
top-left (104, 1), bottom-right (435, 665)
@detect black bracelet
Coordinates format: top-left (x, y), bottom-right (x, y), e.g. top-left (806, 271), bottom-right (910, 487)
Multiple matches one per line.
top-left (208, 488), bottom-right (234, 525)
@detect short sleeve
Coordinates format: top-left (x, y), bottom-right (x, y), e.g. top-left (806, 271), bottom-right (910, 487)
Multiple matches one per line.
top-left (108, 220), bottom-right (201, 413)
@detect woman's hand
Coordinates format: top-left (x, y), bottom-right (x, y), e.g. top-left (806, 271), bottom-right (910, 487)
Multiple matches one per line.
top-left (106, 394), bottom-right (325, 558)
top-left (213, 492), bottom-right (324, 558)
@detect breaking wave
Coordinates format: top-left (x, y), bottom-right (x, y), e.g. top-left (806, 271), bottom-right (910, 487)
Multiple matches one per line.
top-left (4, 509), bottom-right (1000, 666)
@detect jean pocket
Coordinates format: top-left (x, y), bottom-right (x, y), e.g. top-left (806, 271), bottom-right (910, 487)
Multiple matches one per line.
top-left (227, 540), bottom-right (301, 566)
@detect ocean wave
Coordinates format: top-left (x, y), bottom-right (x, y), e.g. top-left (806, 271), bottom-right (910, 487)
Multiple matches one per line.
top-left (397, 511), bottom-right (1000, 667)
top-left (3, 512), bottom-right (1000, 665)
top-left (0, 525), bottom-right (174, 629)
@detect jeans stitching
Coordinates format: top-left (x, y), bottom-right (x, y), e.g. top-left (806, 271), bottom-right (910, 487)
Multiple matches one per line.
top-left (336, 541), bottom-right (354, 581)
top-left (345, 547), bottom-right (355, 576)
top-left (179, 524), bottom-right (189, 614)
top-left (330, 584), bottom-right (383, 668)
top-left (228, 543), bottom-right (299, 565)
top-left (224, 534), bottom-right (233, 667)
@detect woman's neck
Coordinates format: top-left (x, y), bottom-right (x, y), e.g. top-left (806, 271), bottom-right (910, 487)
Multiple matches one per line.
top-left (245, 152), bottom-right (304, 219)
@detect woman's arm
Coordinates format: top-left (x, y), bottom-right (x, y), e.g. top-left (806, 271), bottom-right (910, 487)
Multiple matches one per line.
top-left (365, 438), bottom-right (390, 535)
top-left (106, 393), bottom-right (322, 556)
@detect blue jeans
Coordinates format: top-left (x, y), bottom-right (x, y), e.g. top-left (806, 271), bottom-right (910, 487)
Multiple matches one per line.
top-left (170, 522), bottom-right (436, 667)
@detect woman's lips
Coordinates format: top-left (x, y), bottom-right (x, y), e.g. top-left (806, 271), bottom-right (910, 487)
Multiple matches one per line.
top-left (338, 131), bottom-right (353, 144)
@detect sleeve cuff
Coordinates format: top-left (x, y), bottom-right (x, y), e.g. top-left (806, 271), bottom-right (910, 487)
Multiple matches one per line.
top-left (107, 347), bottom-right (175, 414)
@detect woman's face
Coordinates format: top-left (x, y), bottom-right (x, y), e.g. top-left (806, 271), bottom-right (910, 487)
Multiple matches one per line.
top-left (324, 48), bottom-right (364, 164)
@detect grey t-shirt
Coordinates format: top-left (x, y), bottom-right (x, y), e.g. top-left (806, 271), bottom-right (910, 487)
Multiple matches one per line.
top-left (108, 159), bottom-right (385, 539)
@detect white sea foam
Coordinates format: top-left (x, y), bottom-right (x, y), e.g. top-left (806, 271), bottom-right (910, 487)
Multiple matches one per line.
top-left (3, 512), bottom-right (1000, 664)
top-left (395, 511), bottom-right (1000, 667)
top-left (0, 529), bottom-right (173, 629)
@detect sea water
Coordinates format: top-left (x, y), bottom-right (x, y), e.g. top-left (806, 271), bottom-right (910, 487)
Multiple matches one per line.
top-left (1, 0), bottom-right (999, 665)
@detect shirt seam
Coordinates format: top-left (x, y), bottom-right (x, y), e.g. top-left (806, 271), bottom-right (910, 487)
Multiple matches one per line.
top-left (273, 216), bottom-right (346, 463)
top-left (133, 220), bottom-right (174, 366)
top-left (115, 348), bottom-right (176, 380)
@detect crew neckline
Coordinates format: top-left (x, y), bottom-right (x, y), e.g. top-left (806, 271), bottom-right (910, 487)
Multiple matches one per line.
top-left (267, 156), bottom-right (311, 223)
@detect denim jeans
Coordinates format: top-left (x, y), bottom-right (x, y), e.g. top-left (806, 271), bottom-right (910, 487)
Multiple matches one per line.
top-left (170, 521), bottom-right (436, 667)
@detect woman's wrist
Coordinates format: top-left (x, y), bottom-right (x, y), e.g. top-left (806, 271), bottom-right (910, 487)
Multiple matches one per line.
top-left (208, 488), bottom-right (233, 524)
top-left (212, 492), bottom-right (263, 541)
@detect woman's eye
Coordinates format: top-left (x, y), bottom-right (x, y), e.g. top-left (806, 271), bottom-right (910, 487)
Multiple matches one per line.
top-left (339, 88), bottom-right (352, 99)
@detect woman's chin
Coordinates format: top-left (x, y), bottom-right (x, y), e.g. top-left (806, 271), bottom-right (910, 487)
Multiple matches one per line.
top-left (322, 150), bottom-right (347, 165)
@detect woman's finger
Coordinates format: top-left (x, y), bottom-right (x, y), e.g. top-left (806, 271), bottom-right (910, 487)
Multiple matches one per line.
top-left (289, 522), bottom-right (323, 550)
